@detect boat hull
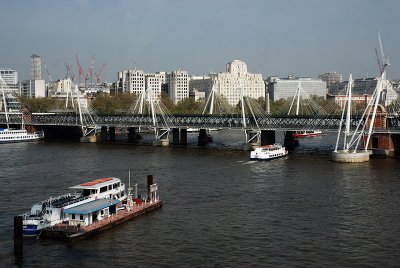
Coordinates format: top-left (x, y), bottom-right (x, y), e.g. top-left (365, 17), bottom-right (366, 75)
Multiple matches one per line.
top-left (22, 225), bottom-right (41, 236)
top-left (250, 153), bottom-right (288, 161)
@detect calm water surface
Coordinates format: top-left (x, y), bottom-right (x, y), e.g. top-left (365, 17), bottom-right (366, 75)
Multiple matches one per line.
top-left (0, 130), bottom-right (399, 267)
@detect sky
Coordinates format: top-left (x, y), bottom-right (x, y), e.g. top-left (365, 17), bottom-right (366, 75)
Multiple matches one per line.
top-left (1, 0), bottom-right (400, 83)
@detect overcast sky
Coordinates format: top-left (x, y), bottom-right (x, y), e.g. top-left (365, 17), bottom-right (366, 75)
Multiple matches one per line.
top-left (1, 0), bottom-right (399, 82)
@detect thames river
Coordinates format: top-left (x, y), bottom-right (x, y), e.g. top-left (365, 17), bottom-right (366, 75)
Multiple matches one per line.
top-left (1, 130), bottom-right (399, 267)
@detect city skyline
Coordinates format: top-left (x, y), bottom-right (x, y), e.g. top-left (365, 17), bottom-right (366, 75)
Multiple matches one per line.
top-left (1, 0), bottom-right (400, 83)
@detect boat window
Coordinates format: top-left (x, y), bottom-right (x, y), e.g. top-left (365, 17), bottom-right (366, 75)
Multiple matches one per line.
top-left (80, 215), bottom-right (83, 221)
top-left (91, 189), bottom-right (96, 195)
top-left (100, 186), bottom-right (107, 193)
top-left (72, 214), bottom-right (75, 220)
top-left (108, 185), bottom-right (112, 190)
top-left (83, 189), bottom-right (91, 197)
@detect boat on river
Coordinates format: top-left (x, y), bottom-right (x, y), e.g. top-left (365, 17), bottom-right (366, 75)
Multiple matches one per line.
top-left (21, 177), bottom-right (127, 236)
top-left (294, 130), bottom-right (323, 138)
top-left (250, 143), bottom-right (288, 161)
top-left (1, 76), bottom-right (44, 143)
top-left (0, 128), bottom-right (44, 143)
top-left (38, 174), bottom-right (161, 239)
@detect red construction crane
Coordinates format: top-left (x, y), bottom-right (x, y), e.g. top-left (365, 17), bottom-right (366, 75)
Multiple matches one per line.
top-left (88, 55), bottom-right (95, 84)
top-left (95, 63), bottom-right (106, 83)
top-left (75, 54), bottom-right (85, 84)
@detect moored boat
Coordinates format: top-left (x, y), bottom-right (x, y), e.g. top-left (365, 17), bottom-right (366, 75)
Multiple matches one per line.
top-left (21, 177), bottom-right (127, 236)
top-left (39, 175), bottom-right (161, 239)
top-left (250, 143), bottom-right (288, 161)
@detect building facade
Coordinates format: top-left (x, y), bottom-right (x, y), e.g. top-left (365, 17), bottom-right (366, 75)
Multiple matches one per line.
top-left (0, 69), bottom-right (18, 85)
top-left (319, 71), bottom-right (342, 88)
top-left (19, 79), bottom-right (46, 98)
top-left (31, 54), bottom-right (42, 80)
top-left (166, 70), bottom-right (189, 103)
top-left (210, 60), bottom-right (265, 106)
top-left (267, 76), bottom-right (327, 101)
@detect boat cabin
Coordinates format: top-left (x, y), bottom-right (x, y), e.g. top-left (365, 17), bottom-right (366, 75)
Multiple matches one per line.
top-left (63, 198), bottom-right (120, 227)
top-left (69, 177), bottom-right (126, 200)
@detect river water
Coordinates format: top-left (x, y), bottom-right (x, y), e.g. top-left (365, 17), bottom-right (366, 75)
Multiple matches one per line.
top-left (1, 130), bottom-right (399, 267)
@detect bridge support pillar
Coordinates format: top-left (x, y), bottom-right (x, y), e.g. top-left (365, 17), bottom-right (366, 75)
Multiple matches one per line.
top-left (128, 127), bottom-right (139, 143)
top-left (198, 129), bottom-right (210, 146)
top-left (100, 126), bottom-right (108, 141)
top-left (243, 130), bottom-right (260, 150)
top-left (153, 128), bottom-right (169, 146)
top-left (109, 127), bottom-right (116, 141)
top-left (284, 131), bottom-right (298, 149)
top-left (261, 130), bottom-right (275, 146)
top-left (180, 128), bottom-right (187, 145)
top-left (172, 128), bottom-right (180, 145)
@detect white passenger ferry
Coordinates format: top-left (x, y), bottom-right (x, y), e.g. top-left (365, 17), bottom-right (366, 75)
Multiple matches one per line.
top-left (0, 128), bottom-right (44, 143)
top-left (21, 177), bottom-right (127, 236)
top-left (250, 143), bottom-right (288, 161)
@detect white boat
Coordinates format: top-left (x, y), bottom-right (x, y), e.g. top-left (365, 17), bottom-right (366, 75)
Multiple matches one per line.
top-left (250, 143), bottom-right (288, 161)
top-left (0, 128), bottom-right (44, 142)
top-left (1, 77), bottom-right (44, 142)
top-left (294, 130), bottom-right (323, 138)
top-left (21, 177), bottom-right (127, 236)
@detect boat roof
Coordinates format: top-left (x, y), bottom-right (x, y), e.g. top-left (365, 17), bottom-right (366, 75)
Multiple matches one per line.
top-left (64, 198), bottom-right (120, 215)
top-left (70, 177), bottom-right (120, 190)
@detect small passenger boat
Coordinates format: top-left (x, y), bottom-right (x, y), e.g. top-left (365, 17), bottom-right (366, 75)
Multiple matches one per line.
top-left (294, 130), bottom-right (323, 138)
top-left (250, 143), bottom-right (288, 161)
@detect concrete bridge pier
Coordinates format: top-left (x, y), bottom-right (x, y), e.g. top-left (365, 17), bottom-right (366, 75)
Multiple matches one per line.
top-left (180, 128), bottom-right (187, 145)
top-left (172, 128), bottom-right (180, 145)
top-left (284, 131), bottom-right (299, 149)
top-left (172, 128), bottom-right (188, 145)
top-left (243, 130), bottom-right (261, 150)
top-left (100, 126), bottom-right (108, 141)
top-left (128, 127), bottom-right (140, 143)
top-left (109, 127), bottom-right (116, 141)
top-left (153, 128), bottom-right (169, 146)
top-left (198, 129), bottom-right (211, 146)
top-left (261, 130), bottom-right (275, 146)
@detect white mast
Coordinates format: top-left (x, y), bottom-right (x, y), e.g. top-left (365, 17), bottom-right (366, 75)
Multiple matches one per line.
top-left (343, 74), bottom-right (353, 152)
top-left (0, 76), bottom-right (10, 129)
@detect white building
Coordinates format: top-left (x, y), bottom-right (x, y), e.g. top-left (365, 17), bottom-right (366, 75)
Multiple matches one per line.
top-left (0, 69), bottom-right (18, 85)
top-left (117, 69), bottom-right (165, 100)
top-left (267, 76), bottom-right (327, 101)
top-left (47, 78), bottom-right (73, 98)
top-left (19, 79), bottom-right (46, 98)
top-left (210, 60), bottom-right (265, 106)
top-left (166, 70), bottom-right (189, 103)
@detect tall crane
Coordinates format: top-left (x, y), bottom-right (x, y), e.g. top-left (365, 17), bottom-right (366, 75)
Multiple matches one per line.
top-left (377, 29), bottom-right (390, 78)
top-left (95, 63), bottom-right (106, 83)
top-left (43, 60), bottom-right (53, 82)
top-left (75, 54), bottom-right (85, 85)
top-left (88, 55), bottom-right (95, 85)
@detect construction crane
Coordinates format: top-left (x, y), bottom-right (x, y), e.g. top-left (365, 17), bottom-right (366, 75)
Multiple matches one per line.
top-left (88, 55), bottom-right (95, 85)
top-left (43, 60), bottom-right (53, 82)
top-left (377, 30), bottom-right (390, 75)
top-left (75, 54), bottom-right (85, 84)
top-left (374, 48), bottom-right (383, 75)
top-left (95, 63), bottom-right (106, 83)
top-left (64, 63), bottom-right (76, 81)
